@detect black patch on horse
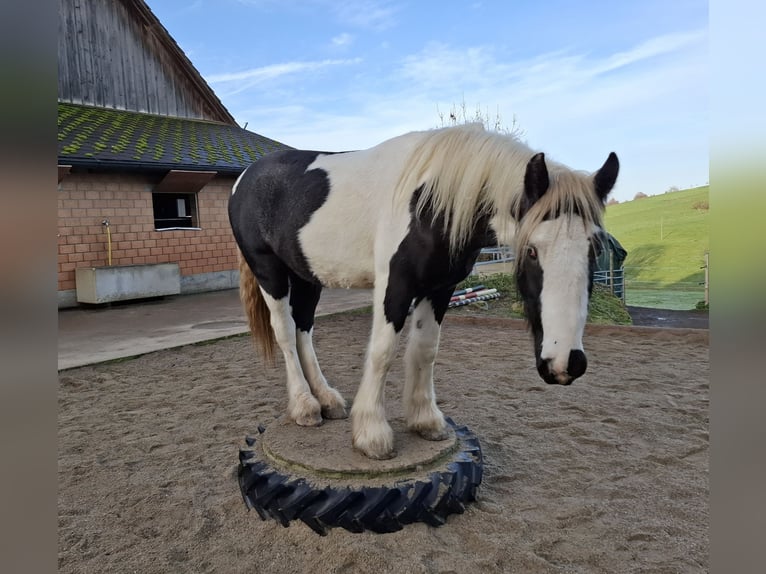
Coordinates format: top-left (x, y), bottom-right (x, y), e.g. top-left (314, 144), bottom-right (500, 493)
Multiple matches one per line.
top-left (229, 150), bottom-right (342, 331)
top-left (383, 188), bottom-right (497, 331)
top-left (229, 150), bottom-right (340, 295)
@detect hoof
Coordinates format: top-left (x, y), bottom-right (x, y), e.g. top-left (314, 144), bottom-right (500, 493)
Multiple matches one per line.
top-left (351, 424), bottom-right (395, 460)
top-left (319, 388), bottom-right (347, 420)
top-left (350, 406), bottom-right (394, 459)
top-left (290, 393), bottom-right (322, 427)
top-left (414, 426), bottom-right (451, 441)
top-left (294, 411), bottom-right (323, 427)
top-left (407, 408), bottom-right (449, 441)
top-left (321, 404), bottom-right (348, 420)
top-left (354, 443), bottom-right (396, 460)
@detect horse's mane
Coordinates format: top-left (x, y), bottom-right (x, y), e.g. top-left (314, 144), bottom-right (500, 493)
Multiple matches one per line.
top-left (394, 124), bottom-right (606, 256)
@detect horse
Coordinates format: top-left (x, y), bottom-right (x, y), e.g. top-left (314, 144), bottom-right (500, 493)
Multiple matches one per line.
top-left (228, 124), bottom-right (618, 460)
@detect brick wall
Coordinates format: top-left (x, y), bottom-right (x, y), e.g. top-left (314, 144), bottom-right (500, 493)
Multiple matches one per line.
top-left (57, 172), bottom-right (238, 292)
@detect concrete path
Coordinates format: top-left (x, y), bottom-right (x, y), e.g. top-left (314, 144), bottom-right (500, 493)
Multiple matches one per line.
top-left (58, 287), bottom-right (372, 370)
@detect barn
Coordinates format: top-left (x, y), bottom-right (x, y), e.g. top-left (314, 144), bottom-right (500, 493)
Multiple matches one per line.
top-left (57, 0), bottom-right (289, 308)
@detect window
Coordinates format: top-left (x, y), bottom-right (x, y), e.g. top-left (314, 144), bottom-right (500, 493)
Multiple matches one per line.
top-left (152, 192), bottom-right (199, 230)
top-left (151, 170), bottom-right (215, 230)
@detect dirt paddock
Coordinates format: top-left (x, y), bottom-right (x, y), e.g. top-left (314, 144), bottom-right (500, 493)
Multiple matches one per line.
top-left (58, 313), bottom-right (709, 573)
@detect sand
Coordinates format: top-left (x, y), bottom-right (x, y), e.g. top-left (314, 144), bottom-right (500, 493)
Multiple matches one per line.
top-left (58, 313), bottom-right (709, 573)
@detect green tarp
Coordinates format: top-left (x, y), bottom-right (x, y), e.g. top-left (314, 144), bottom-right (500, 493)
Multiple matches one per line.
top-left (593, 233), bottom-right (627, 299)
top-left (595, 233), bottom-right (627, 271)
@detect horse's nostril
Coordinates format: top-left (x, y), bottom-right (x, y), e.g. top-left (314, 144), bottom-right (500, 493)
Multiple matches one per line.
top-left (537, 358), bottom-right (559, 385)
top-left (568, 350), bottom-right (587, 379)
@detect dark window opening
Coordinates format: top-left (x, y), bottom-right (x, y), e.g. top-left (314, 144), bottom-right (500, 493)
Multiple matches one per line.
top-left (152, 193), bottom-right (199, 230)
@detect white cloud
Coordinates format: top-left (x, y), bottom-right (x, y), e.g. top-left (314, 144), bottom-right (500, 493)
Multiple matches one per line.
top-left (592, 29), bottom-right (707, 75)
top-left (206, 58), bottom-right (362, 96)
top-left (399, 44), bottom-right (500, 90)
top-left (397, 28), bottom-right (706, 103)
top-left (332, 1), bottom-right (397, 30)
top-left (233, 0), bottom-right (397, 30)
top-left (332, 33), bottom-right (353, 47)
top-left (207, 58), bottom-right (361, 83)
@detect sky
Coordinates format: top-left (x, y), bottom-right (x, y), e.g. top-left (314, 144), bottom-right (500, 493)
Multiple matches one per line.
top-left (147, 0), bottom-right (708, 204)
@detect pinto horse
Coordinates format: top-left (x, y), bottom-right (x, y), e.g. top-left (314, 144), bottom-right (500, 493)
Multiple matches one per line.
top-left (228, 124), bottom-right (618, 460)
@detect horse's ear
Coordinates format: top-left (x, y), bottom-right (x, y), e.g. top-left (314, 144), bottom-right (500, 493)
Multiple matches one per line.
top-left (524, 152), bottom-right (549, 207)
top-left (593, 152), bottom-right (619, 203)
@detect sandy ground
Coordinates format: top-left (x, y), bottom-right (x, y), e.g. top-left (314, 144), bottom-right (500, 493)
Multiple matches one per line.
top-left (58, 313), bottom-right (709, 573)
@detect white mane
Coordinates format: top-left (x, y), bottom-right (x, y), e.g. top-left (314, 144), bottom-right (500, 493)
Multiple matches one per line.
top-left (393, 124), bottom-right (605, 255)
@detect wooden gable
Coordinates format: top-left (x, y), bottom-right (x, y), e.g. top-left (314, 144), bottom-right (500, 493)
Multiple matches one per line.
top-left (58, 0), bottom-right (235, 124)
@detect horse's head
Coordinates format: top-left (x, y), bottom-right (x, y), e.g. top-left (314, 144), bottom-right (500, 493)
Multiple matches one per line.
top-left (515, 151), bottom-right (619, 385)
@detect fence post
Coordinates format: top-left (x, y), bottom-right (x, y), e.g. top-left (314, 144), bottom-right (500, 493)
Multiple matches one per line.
top-left (620, 266), bottom-right (625, 304)
top-left (704, 252), bottom-right (709, 305)
top-left (609, 250), bottom-right (614, 295)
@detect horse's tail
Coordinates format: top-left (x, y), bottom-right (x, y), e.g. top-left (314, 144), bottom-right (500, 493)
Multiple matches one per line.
top-left (238, 251), bottom-right (276, 365)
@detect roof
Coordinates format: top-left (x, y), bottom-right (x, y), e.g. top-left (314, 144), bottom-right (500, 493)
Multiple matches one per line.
top-left (58, 102), bottom-right (292, 174)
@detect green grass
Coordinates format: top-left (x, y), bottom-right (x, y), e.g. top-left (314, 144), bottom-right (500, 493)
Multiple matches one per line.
top-left (604, 186), bottom-right (709, 290)
top-left (625, 289), bottom-right (706, 310)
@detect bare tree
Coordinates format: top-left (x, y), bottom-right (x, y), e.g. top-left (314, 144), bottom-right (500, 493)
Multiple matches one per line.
top-left (437, 98), bottom-right (525, 139)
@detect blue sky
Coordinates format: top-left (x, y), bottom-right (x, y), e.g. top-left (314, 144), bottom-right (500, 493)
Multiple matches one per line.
top-left (148, 0), bottom-right (708, 203)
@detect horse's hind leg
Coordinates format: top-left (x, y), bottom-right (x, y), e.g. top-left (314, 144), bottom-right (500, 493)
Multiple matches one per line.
top-left (289, 273), bottom-right (347, 419)
top-left (255, 258), bottom-right (322, 427)
top-left (403, 290), bottom-right (452, 441)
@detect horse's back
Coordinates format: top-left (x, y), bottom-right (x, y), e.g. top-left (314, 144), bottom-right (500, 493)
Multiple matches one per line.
top-left (230, 149), bottom-right (329, 234)
top-left (301, 134), bottom-right (434, 287)
top-left (229, 139), bottom-right (418, 288)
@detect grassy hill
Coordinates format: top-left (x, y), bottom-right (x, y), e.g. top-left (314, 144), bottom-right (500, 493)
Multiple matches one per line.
top-left (603, 186), bottom-right (709, 303)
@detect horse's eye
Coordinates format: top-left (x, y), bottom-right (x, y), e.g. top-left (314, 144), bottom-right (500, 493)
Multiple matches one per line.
top-left (526, 246), bottom-right (537, 261)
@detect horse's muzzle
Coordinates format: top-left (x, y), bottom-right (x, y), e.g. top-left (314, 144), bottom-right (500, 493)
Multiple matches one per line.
top-left (537, 350), bottom-right (587, 385)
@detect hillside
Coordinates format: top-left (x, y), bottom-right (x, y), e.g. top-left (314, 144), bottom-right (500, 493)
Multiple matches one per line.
top-left (603, 186), bottom-right (709, 289)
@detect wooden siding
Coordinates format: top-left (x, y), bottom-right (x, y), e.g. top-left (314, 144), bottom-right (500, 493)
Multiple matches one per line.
top-left (58, 0), bottom-right (233, 123)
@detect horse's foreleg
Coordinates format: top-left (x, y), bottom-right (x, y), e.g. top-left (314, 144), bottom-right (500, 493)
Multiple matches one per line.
top-left (404, 293), bottom-right (451, 441)
top-left (289, 276), bottom-right (347, 419)
top-left (351, 318), bottom-right (399, 459)
top-left (350, 281), bottom-right (406, 459)
top-left (261, 290), bottom-right (323, 427)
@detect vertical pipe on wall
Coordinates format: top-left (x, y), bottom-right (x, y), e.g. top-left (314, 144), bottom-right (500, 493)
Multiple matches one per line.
top-left (102, 219), bottom-right (112, 266)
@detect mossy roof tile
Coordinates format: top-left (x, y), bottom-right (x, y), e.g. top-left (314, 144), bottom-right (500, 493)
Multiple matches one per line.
top-left (57, 102), bottom-right (291, 173)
